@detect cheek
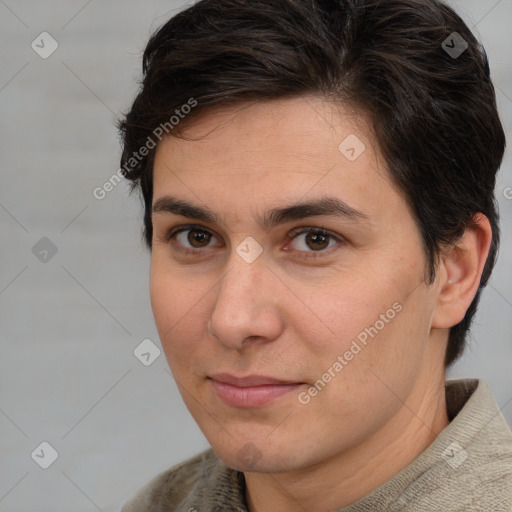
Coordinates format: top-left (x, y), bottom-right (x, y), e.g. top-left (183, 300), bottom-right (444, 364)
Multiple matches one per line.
top-left (295, 262), bottom-right (429, 405)
top-left (149, 269), bottom-right (175, 335)
top-left (295, 269), bottom-right (405, 356)
top-left (149, 264), bottom-right (205, 359)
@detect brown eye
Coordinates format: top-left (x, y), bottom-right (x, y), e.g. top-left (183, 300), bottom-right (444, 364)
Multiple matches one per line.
top-left (289, 228), bottom-right (339, 253)
top-left (187, 229), bottom-right (211, 248)
top-left (169, 226), bottom-right (220, 251)
top-left (304, 231), bottom-right (330, 250)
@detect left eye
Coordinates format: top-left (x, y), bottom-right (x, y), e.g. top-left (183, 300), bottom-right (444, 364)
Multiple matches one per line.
top-left (288, 228), bottom-right (340, 252)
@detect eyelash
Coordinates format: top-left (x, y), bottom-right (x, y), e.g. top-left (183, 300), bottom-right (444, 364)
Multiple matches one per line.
top-left (160, 224), bottom-right (343, 260)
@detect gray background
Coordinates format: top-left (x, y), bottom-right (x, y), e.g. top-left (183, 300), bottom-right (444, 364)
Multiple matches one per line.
top-left (0, 1), bottom-right (511, 511)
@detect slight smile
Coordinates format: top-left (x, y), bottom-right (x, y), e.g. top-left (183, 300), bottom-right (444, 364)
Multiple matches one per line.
top-left (208, 374), bottom-right (306, 408)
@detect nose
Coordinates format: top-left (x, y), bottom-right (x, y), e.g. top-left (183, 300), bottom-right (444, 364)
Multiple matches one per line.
top-left (208, 253), bottom-right (285, 350)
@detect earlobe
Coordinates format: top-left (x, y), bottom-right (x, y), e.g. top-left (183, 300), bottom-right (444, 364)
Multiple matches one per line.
top-left (431, 214), bottom-right (492, 329)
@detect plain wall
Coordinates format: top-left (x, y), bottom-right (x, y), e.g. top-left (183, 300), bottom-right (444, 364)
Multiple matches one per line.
top-left (1, 1), bottom-right (511, 510)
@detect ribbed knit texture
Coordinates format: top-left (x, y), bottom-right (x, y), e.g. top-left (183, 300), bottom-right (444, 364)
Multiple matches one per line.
top-left (121, 379), bottom-right (512, 511)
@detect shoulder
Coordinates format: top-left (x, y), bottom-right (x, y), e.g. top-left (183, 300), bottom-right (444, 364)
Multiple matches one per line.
top-left (449, 379), bottom-right (512, 510)
top-left (347, 379), bottom-right (512, 512)
top-left (120, 448), bottom-right (227, 512)
top-left (408, 378), bottom-right (512, 511)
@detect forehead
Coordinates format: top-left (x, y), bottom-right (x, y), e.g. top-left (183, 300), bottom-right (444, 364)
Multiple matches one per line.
top-left (151, 96), bottom-right (406, 223)
top-left (159, 97), bottom-right (373, 157)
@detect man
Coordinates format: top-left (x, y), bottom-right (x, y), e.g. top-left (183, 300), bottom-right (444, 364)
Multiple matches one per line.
top-left (118, 0), bottom-right (512, 510)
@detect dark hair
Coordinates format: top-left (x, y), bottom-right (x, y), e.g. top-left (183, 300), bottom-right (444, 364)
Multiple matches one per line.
top-left (118, 0), bottom-right (505, 368)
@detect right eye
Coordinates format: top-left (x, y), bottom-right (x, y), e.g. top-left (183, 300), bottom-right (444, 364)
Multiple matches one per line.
top-left (163, 224), bottom-right (223, 254)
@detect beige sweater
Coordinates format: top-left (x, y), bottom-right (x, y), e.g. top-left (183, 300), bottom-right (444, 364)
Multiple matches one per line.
top-left (121, 379), bottom-right (512, 511)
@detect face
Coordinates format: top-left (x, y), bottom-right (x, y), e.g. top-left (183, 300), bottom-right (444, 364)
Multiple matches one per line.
top-left (150, 96), bottom-right (444, 473)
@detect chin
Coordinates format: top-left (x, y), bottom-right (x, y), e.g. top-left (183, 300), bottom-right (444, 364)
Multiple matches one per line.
top-left (211, 439), bottom-right (304, 474)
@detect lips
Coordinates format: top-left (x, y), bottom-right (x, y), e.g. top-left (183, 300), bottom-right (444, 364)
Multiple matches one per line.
top-left (208, 373), bottom-right (304, 408)
top-left (209, 373), bottom-right (302, 387)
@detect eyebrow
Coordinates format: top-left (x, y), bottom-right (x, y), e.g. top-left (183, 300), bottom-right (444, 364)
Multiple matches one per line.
top-left (152, 195), bottom-right (370, 229)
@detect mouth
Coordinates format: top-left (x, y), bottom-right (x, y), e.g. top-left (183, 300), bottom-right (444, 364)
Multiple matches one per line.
top-left (208, 373), bottom-right (305, 408)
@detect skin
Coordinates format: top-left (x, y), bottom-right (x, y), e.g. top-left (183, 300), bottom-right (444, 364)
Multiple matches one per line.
top-left (149, 96), bottom-right (492, 512)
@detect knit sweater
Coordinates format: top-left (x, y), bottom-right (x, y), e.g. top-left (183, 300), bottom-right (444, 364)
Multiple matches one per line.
top-left (121, 379), bottom-right (512, 511)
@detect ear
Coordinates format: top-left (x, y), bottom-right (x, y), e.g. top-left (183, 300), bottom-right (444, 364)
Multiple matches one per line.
top-left (431, 213), bottom-right (493, 329)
